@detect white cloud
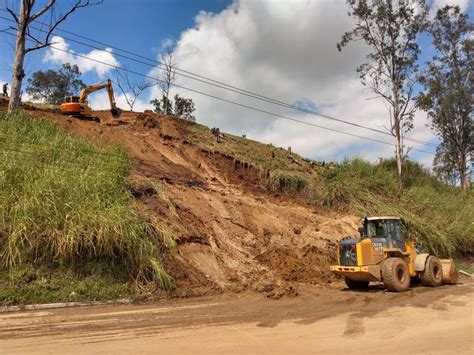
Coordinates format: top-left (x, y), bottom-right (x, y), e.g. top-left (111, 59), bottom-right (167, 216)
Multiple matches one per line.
top-left (43, 36), bottom-right (119, 77)
top-left (88, 90), bottom-right (150, 113)
top-left (160, 38), bottom-right (175, 50)
top-left (148, 0), bottom-right (437, 166)
top-left (432, 0), bottom-right (470, 12)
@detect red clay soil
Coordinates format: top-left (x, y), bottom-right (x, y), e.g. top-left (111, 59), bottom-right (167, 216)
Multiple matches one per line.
top-left (25, 109), bottom-right (360, 298)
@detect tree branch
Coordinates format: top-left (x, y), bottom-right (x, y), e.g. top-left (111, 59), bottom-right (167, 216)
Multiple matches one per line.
top-left (6, 6), bottom-right (19, 24)
top-left (25, 0), bottom-right (104, 53)
top-left (29, 0), bottom-right (56, 24)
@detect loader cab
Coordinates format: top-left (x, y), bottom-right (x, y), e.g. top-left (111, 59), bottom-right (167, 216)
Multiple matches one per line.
top-left (363, 217), bottom-right (405, 251)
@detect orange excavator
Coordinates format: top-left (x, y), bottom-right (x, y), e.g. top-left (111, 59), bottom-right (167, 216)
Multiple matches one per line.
top-left (60, 79), bottom-right (121, 119)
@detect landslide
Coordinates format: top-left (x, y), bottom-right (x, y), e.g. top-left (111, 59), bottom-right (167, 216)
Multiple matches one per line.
top-left (4, 102), bottom-right (472, 301)
top-left (18, 108), bottom-right (359, 298)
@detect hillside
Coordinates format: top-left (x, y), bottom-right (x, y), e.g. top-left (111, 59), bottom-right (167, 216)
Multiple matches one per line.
top-left (0, 102), bottom-right (472, 304)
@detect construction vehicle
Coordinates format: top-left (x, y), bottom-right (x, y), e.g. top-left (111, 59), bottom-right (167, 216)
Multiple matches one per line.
top-left (330, 216), bottom-right (458, 292)
top-left (60, 79), bottom-right (121, 119)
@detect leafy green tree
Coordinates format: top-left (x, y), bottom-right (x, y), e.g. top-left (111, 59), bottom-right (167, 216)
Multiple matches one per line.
top-left (418, 5), bottom-right (473, 191)
top-left (432, 142), bottom-right (460, 186)
top-left (150, 95), bottom-right (173, 115)
top-left (150, 94), bottom-right (196, 122)
top-left (26, 63), bottom-right (86, 105)
top-left (337, 0), bottom-right (429, 186)
top-left (173, 94), bottom-right (196, 122)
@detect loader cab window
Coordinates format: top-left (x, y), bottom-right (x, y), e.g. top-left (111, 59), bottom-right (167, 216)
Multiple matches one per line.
top-left (367, 221), bottom-right (388, 238)
top-left (393, 222), bottom-right (403, 241)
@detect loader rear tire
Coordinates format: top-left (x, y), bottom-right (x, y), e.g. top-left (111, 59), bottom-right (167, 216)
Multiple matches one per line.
top-left (345, 277), bottom-right (369, 290)
top-left (420, 256), bottom-right (443, 287)
top-left (382, 257), bottom-right (410, 292)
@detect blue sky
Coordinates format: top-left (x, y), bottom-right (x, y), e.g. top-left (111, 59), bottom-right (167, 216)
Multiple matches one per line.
top-left (0, 0), bottom-right (472, 166)
top-left (1, 0), bottom-right (231, 84)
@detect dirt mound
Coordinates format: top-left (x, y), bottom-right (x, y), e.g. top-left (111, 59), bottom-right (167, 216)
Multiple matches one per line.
top-left (257, 242), bottom-right (336, 284)
top-left (26, 108), bottom-right (360, 298)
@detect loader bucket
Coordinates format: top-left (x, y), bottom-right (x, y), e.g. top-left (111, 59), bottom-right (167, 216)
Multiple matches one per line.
top-left (440, 259), bottom-right (458, 284)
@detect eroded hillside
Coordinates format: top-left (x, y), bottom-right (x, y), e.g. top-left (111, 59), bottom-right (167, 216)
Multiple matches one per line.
top-left (26, 108), bottom-right (359, 298)
top-left (3, 100), bottom-right (471, 302)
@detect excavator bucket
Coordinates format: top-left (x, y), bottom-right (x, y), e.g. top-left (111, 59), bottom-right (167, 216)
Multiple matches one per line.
top-left (111, 107), bottom-right (121, 118)
top-left (440, 259), bottom-right (458, 284)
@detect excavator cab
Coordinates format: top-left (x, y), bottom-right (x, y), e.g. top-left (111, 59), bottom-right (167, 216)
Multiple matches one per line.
top-left (60, 79), bottom-right (121, 119)
top-left (60, 96), bottom-right (82, 115)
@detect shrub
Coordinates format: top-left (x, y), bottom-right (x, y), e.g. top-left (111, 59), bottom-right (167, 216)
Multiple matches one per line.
top-left (268, 170), bottom-right (309, 193)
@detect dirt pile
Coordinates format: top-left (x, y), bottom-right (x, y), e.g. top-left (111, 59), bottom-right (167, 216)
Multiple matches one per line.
top-left (28, 109), bottom-right (360, 298)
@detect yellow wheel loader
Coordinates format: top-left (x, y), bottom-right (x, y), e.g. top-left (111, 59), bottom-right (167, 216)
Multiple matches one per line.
top-left (330, 217), bottom-right (458, 292)
top-left (60, 79), bottom-right (121, 120)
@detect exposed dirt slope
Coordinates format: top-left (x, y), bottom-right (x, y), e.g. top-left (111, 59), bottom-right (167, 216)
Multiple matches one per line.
top-left (28, 109), bottom-right (359, 298)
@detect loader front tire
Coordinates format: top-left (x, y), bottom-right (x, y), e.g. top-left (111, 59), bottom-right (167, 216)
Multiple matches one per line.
top-left (420, 256), bottom-right (443, 287)
top-left (382, 257), bottom-right (410, 292)
top-left (345, 277), bottom-right (369, 290)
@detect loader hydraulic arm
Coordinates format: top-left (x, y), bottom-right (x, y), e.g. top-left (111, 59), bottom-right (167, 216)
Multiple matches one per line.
top-left (79, 79), bottom-right (121, 118)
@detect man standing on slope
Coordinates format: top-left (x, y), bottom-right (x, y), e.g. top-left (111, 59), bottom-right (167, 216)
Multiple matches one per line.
top-left (2, 83), bottom-right (8, 97)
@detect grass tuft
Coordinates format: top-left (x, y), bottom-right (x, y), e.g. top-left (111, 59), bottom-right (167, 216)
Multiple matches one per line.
top-left (268, 170), bottom-right (309, 193)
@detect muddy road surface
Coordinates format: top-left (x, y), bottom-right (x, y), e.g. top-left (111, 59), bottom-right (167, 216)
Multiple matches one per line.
top-left (1, 279), bottom-right (473, 354)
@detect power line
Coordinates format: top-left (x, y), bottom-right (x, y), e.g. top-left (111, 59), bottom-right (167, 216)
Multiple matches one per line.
top-left (0, 144), bottom-right (205, 187)
top-left (0, 13), bottom-right (438, 149)
top-left (3, 146), bottom-right (466, 207)
top-left (0, 133), bottom-right (204, 170)
top-left (0, 30), bottom-right (435, 155)
top-left (0, 143), bottom-right (126, 173)
top-left (0, 150), bottom-right (113, 176)
top-left (0, 132), bottom-right (214, 176)
top-left (0, 133), bottom-right (130, 162)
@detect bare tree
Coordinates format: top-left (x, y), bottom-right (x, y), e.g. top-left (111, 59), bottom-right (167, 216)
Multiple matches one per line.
top-left (115, 69), bottom-right (154, 112)
top-left (159, 47), bottom-right (177, 115)
top-left (5, 0), bottom-right (103, 113)
top-left (338, 0), bottom-right (429, 186)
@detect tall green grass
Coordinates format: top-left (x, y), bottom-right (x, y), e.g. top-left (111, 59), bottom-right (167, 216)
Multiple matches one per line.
top-left (0, 112), bottom-right (173, 290)
top-left (314, 158), bottom-right (473, 256)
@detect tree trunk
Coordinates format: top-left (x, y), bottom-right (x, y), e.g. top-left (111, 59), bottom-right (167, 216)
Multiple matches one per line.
top-left (8, 2), bottom-right (28, 113)
top-left (394, 125), bottom-right (403, 188)
top-left (459, 152), bottom-right (468, 192)
top-left (392, 95), bottom-right (403, 188)
top-left (459, 115), bottom-right (469, 192)
top-left (163, 83), bottom-right (170, 115)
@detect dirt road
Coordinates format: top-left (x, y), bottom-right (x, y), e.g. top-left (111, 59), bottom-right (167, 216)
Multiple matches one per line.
top-left (1, 279), bottom-right (473, 354)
